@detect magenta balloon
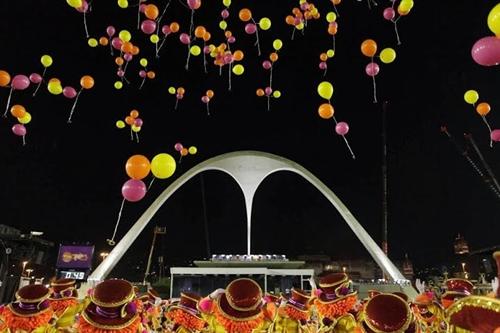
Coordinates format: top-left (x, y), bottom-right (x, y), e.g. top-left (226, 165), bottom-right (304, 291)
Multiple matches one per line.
top-left (161, 25), bottom-right (171, 35)
top-left (117, 69), bottom-right (125, 77)
top-left (201, 95), bottom-right (210, 103)
top-left (176, 93), bottom-right (184, 100)
top-left (471, 36), bottom-right (500, 67)
top-left (223, 54), bottom-right (233, 64)
top-left (29, 73), bottom-right (42, 84)
top-left (111, 37), bottom-right (122, 50)
top-left (491, 129), bottom-right (500, 142)
top-left (335, 122), bottom-right (349, 135)
top-left (187, 0), bottom-right (200, 10)
top-left (294, 17), bottom-right (302, 25)
top-left (383, 7), bottom-right (395, 20)
top-left (174, 143), bottom-right (184, 151)
top-left (134, 118), bottom-right (143, 126)
top-left (63, 86), bottom-right (77, 99)
top-left (365, 62), bottom-right (380, 76)
top-left (141, 19), bottom-right (157, 34)
top-left (319, 62), bottom-right (327, 70)
top-left (139, 4), bottom-right (146, 12)
top-left (262, 60), bottom-right (272, 69)
top-left (227, 36), bottom-right (236, 44)
top-left (76, 0), bottom-right (89, 13)
top-left (300, 2), bottom-right (309, 11)
top-left (179, 33), bottom-right (191, 44)
top-left (203, 46), bottom-right (211, 54)
top-left (139, 70), bottom-right (147, 78)
top-left (11, 75), bottom-right (30, 90)
top-left (122, 179), bottom-right (147, 202)
top-left (123, 53), bottom-right (133, 62)
top-left (245, 23), bottom-right (257, 34)
top-left (221, 9), bottom-right (229, 19)
top-left (106, 26), bottom-right (116, 37)
top-left (12, 124), bottom-right (26, 136)
top-left (265, 87), bottom-right (273, 96)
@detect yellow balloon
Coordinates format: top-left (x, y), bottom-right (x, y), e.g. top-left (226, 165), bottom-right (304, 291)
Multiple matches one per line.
top-left (317, 81), bottom-right (333, 100)
top-left (119, 30), bottom-right (131, 42)
top-left (296, 22), bottom-right (304, 30)
top-left (488, 3), bottom-right (500, 36)
top-left (380, 48), bottom-right (396, 64)
top-left (151, 153), bottom-right (176, 179)
top-left (117, 0), bottom-right (128, 8)
top-left (41, 55), bottom-right (53, 68)
top-left (326, 12), bottom-right (337, 23)
top-left (66, 0), bottom-right (82, 8)
top-left (464, 90), bottom-right (479, 105)
top-left (88, 38), bottom-right (98, 47)
top-left (150, 34), bottom-right (160, 43)
top-left (222, 0), bottom-right (231, 7)
top-left (47, 82), bottom-right (63, 95)
top-left (168, 87), bottom-right (176, 94)
top-left (190, 45), bottom-right (201, 56)
top-left (327, 49), bottom-right (335, 58)
top-left (140, 58), bottom-right (148, 67)
top-left (114, 81), bottom-right (123, 89)
top-left (188, 146), bottom-right (197, 155)
top-left (232, 64), bottom-right (244, 75)
top-left (399, 0), bottom-right (414, 12)
top-left (259, 17), bottom-right (272, 30)
top-left (273, 39), bottom-right (283, 51)
top-left (273, 90), bottom-right (281, 98)
top-left (116, 120), bottom-right (126, 128)
top-left (18, 112), bottom-right (31, 124)
top-left (131, 124), bottom-right (141, 132)
top-left (219, 20), bottom-right (228, 30)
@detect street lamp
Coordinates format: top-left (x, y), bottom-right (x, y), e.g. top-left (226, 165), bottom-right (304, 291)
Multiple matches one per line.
top-left (25, 269), bottom-right (33, 278)
top-left (100, 252), bottom-right (109, 260)
top-left (461, 262), bottom-right (466, 272)
top-left (21, 261), bottom-right (28, 276)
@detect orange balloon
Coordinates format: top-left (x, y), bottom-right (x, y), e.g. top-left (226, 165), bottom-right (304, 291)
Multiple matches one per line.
top-left (313, 12), bottom-right (320, 19)
top-left (206, 90), bottom-right (214, 98)
top-left (318, 103), bottom-right (334, 119)
top-left (125, 116), bottom-right (135, 125)
top-left (304, 11), bottom-right (312, 20)
top-left (125, 155), bottom-right (151, 180)
top-left (147, 71), bottom-right (156, 79)
top-left (194, 26), bottom-right (206, 39)
top-left (202, 31), bottom-right (211, 42)
top-left (49, 78), bottom-right (60, 84)
top-left (144, 4), bottom-right (159, 20)
top-left (121, 41), bottom-right (134, 54)
top-left (285, 15), bottom-right (295, 25)
top-left (177, 87), bottom-right (185, 95)
top-left (239, 8), bottom-right (252, 22)
top-left (476, 102), bottom-right (491, 116)
top-left (0, 70), bottom-right (10, 87)
top-left (269, 52), bottom-right (278, 62)
top-left (292, 8), bottom-right (301, 16)
top-left (397, 7), bottom-right (410, 16)
top-left (115, 57), bottom-right (124, 66)
top-left (328, 22), bottom-right (338, 35)
top-left (170, 22), bottom-right (180, 33)
top-left (10, 105), bottom-right (26, 118)
top-left (233, 50), bottom-right (244, 61)
top-left (130, 110), bottom-right (139, 118)
top-left (361, 39), bottom-right (377, 57)
top-left (224, 30), bottom-right (232, 38)
top-left (256, 88), bottom-right (264, 97)
top-left (332, 0), bottom-right (341, 4)
top-left (181, 148), bottom-right (188, 156)
top-left (320, 53), bottom-right (328, 61)
top-left (131, 46), bottom-right (140, 55)
top-left (80, 75), bottom-right (94, 89)
top-left (99, 37), bottom-right (109, 46)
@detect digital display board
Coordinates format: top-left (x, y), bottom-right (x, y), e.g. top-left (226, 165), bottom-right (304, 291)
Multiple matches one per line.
top-left (56, 245), bottom-right (94, 269)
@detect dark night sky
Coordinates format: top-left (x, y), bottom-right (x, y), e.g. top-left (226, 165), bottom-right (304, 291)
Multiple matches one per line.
top-left (1, 0), bottom-right (499, 277)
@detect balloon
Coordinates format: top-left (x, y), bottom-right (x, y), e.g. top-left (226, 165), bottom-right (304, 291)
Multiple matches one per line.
top-left (319, 62), bottom-right (327, 70)
top-left (326, 12), bottom-right (337, 23)
top-left (239, 8), bottom-right (252, 22)
top-left (232, 64), bottom-right (245, 75)
top-left (111, 37), bottom-right (123, 50)
top-left (151, 153), bottom-right (176, 179)
top-left (0, 70), bottom-right (10, 87)
top-left (219, 20), bottom-right (228, 30)
top-left (29, 73), bottom-right (42, 84)
top-left (265, 87), bottom-right (272, 96)
top-left (141, 20), bottom-right (157, 34)
top-left (12, 124), bottom-right (26, 137)
top-left (256, 88), bottom-right (264, 97)
top-left (272, 90), bottom-right (281, 98)
top-left (188, 146), bottom-right (197, 155)
top-left (181, 148), bottom-right (188, 156)
top-left (317, 81), bottom-right (334, 100)
top-left (361, 39), bottom-right (377, 57)
top-left (187, 0), bottom-right (201, 10)
top-left (245, 23), bottom-right (257, 34)
top-left (130, 110), bottom-right (139, 118)
top-left (117, 0), bottom-right (129, 8)
top-left (168, 87), bottom-right (176, 94)
top-left (365, 62), bottom-right (380, 76)
top-left (269, 52), bottom-right (278, 62)
top-left (114, 81), bottom-right (123, 89)
top-left (106, 26), bottom-right (116, 37)
top-left (125, 116), bottom-right (135, 125)
top-left (80, 75), bottom-right (94, 89)
top-left (125, 155), bottom-right (151, 180)
top-left (259, 17), bottom-right (272, 30)
top-left (170, 22), bottom-right (180, 33)
top-left (11, 75), bottom-right (30, 90)
top-left (144, 4), bottom-right (159, 19)
top-left (491, 129), bottom-right (500, 142)
top-left (476, 102), bottom-right (491, 116)
top-left (471, 36), bottom-right (500, 66)
top-left (190, 45), bottom-right (201, 56)
top-left (66, 0), bottom-right (82, 8)
top-left (399, 0), bottom-right (414, 12)
top-left (131, 124), bottom-right (141, 132)
top-left (150, 34), bottom-right (160, 44)
top-left (221, 9), bottom-right (229, 19)
top-left (488, 3), bottom-right (500, 36)
top-left (206, 90), bottom-right (214, 98)
top-left (335, 122), bottom-right (349, 135)
top-left (201, 95), bottom-right (210, 103)
top-left (134, 118), bottom-right (143, 127)
top-left (318, 103), bottom-right (334, 119)
top-left (10, 105), bottom-right (26, 118)
top-left (262, 60), bottom-right (272, 69)
top-left (88, 38), bottom-right (98, 47)
top-left (116, 120), bottom-right (125, 128)
top-left (63, 86), bottom-right (77, 98)
top-left (174, 142), bottom-right (183, 151)
top-left (48, 81), bottom-right (63, 95)
top-left (177, 87), bottom-right (185, 95)
top-left (273, 39), bottom-right (283, 51)
top-left (179, 33), bottom-right (191, 44)
top-left (327, 49), bottom-right (335, 58)
top-left (233, 50), bottom-right (244, 61)
top-left (41, 55), bottom-right (53, 67)
top-left (121, 179), bottom-right (147, 202)
top-left (383, 7), bottom-right (395, 20)
top-left (222, 0), bottom-right (231, 6)
top-left (464, 90), bottom-right (479, 105)
top-left (380, 48), bottom-right (396, 64)
top-left (119, 30), bottom-right (131, 42)
top-left (18, 112), bottom-right (31, 124)
top-left (194, 26), bottom-right (206, 38)
top-left (99, 37), bottom-right (109, 46)
top-left (146, 71), bottom-right (155, 79)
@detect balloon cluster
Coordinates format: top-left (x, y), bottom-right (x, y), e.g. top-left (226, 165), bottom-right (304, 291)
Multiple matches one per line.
top-left (285, 1), bottom-right (320, 40)
top-left (323, 10), bottom-right (338, 67)
top-left (360, 39), bottom-right (396, 103)
top-left (65, 75), bottom-right (95, 123)
top-left (471, 3), bottom-right (500, 67)
top-left (208, 42), bottom-right (245, 90)
top-left (463, 90), bottom-right (496, 146)
top-left (66, 0), bottom-right (90, 38)
top-left (138, 58), bottom-right (156, 89)
top-left (256, 39), bottom-right (283, 111)
top-left (318, 50), bottom-right (335, 77)
top-left (32, 55), bottom-right (53, 97)
top-left (156, 22), bottom-right (180, 58)
top-left (168, 86), bottom-right (186, 110)
top-left (201, 90), bottom-right (214, 115)
top-left (317, 81), bottom-right (355, 159)
top-left (174, 142), bottom-right (198, 163)
top-left (108, 28), bottom-right (141, 89)
top-left (382, 0), bottom-right (414, 45)
top-left (1, 72), bottom-right (31, 118)
top-left (182, 0), bottom-right (202, 71)
top-left (116, 109), bottom-right (143, 142)
top-left (10, 105), bottom-right (31, 146)
top-left (239, 8), bottom-right (272, 56)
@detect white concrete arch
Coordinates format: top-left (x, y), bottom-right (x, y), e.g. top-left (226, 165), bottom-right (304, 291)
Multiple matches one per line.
top-left (89, 151), bottom-right (407, 283)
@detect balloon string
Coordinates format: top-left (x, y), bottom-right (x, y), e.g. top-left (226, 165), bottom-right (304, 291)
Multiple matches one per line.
top-left (136, 0), bottom-right (141, 29)
top-left (203, 41), bottom-right (208, 74)
top-left (148, 177), bottom-right (156, 190)
top-left (228, 62), bottom-right (232, 91)
top-left (332, 35), bottom-right (336, 53)
top-left (251, 18), bottom-right (261, 56)
top-left (481, 116), bottom-right (493, 148)
top-left (22, 135), bottom-right (26, 146)
top-left (323, 68), bottom-right (328, 77)
top-left (178, 154), bottom-right (183, 164)
top-left (291, 27), bottom-right (296, 40)
top-left (333, 4), bottom-right (340, 17)
top-left (155, 0), bottom-right (172, 45)
top-left (174, 98), bottom-right (179, 110)
top-left (109, 39), bottom-right (114, 56)
top-left (393, 20), bottom-right (401, 45)
top-left (33, 67), bottom-right (47, 97)
top-left (157, 37), bottom-right (168, 57)
top-left (267, 96), bottom-right (270, 111)
top-left (108, 198), bottom-right (126, 246)
top-left (83, 10), bottom-right (90, 38)
top-left (139, 77), bottom-right (146, 90)
top-left (333, 116), bottom-right (355, 159)
top-left (67, 89), bottom-right (82, 123)
top-left (3, 87), bottom-right (13, 117)
top-left (185, 9), bottom-right (195, 71)
top-left (135, 131), bottom-right (140, 143)
top-left (130, 126), bottom-right (134, 140)
top-left (371, 75), bottom-right (378, 103)
top-left (206, 102), bottom-right (210, 116)
top-left (269, 65), bottom-right (273, 88)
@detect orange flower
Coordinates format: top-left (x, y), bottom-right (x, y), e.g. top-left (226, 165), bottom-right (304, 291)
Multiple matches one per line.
top-left (283, 305), bottom-right (309, 321)
top-left (2, 307), bottom-right (54, 332)
top-left (314, 296), bottom-right (357, 319)
top-left (78, 316), bottom-right (142, 333)
top-left (50, 298), bottom-right (79, 317)
top-left (213, 305), bottom-right (264, 333)
top-left (166, 309), bottom-right (206, 331)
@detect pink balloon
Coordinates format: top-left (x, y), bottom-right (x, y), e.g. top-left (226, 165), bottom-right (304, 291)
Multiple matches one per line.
top-left (262, 60), bottom-right (272, 69)
top-left (63, 86), bottom-right (77, 99)
top-left (265, 87), bottom-right (273, 96)
top-left (201, 95), bottom-right (210, 103)
top-left (176, 93), bottom-right (184, 100)
top-left (11, 75), bottom-right (30, 90)
top-left (134, 118), bottom-right (143, 127)
top-left (319, 62), bottom-right (327, 70)
top-left (223, 54), bottom-right (233, 64)
top-left (139, 4), bottom-right (147, 12)
top-left (123, 53), bottom-right (133, 62)
top-left (203, 46), bottom-right (211, 54)
top-left (300, 2), bottom-right (309, 11)
top-left (491, 129), bottom-right (500, 142)
top-left (383, 7), bottom-right (395, 20)
top-left (111, 37), bottom-right (123, 50)
top-left (245, 23), bottom-right (257, 34)
top-left (365, 62), bottom-right (380, 76)
top-left (29, 73), bottom-right (42, 84)
top-left (141, 20), bottom-right (157, 34)
top-left (227, 36), bottom-right (236, 44)
top-left (179, 33), bottom-right (191, 45)
top-left (471, 36), bottom-right (500, 67)
top-left (122, 179), bottom-right (147, 202)
top-left (187, 0), bottom-right (201, 10)
top-left (12, 124), bottom-right (26, 137)
top-left (174, 143), bottom-right (184, 151)
top-left (117, 69), bottom-right (125, 77)
top-left (221, 9), bottom-right (229, 19)
top-left (161, 25), bottom-right (171, 35)
top-left (106, 26), bottom-right (116, 37)
top-left (294, 17), bottom-right (302, 25)
top-left (76, 0), bottom-right (89, 13)
top-left (335, 122), bottom-right (349, 135)
top-left (139, 70), bottom-right (147, 78)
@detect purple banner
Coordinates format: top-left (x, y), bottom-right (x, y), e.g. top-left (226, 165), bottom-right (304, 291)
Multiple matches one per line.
top-left (56, 245), bottom-right (94, 269)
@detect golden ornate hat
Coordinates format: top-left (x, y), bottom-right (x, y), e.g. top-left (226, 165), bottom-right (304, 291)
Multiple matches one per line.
top-left (318, 272), bottom-right (356, 303)
top-left (441, 278), bottom-right (473, 308)
top-left (360, 293), bottom-right (413, 333)
top-left (50, 278), bottom-right (78, 299)
top-left (169, 292), bottom-right (203, 319)
top-left (446, 296), bottom-right (500, 332)
top-left (216, 278), bottom-right (263, 320)
top-left (8, 284), bottom-right (51, 316)
top-left (283, 288), bottom-right (312, 312)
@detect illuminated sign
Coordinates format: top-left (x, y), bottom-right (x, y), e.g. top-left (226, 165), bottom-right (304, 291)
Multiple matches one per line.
top-left (59, 270), bottom-right (86, 280)
top-left (56, 245), bottom-right (94, 269)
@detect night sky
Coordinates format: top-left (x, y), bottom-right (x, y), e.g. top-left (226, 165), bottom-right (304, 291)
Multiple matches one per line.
top-left (1, 0), bottom-right (499, 277)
